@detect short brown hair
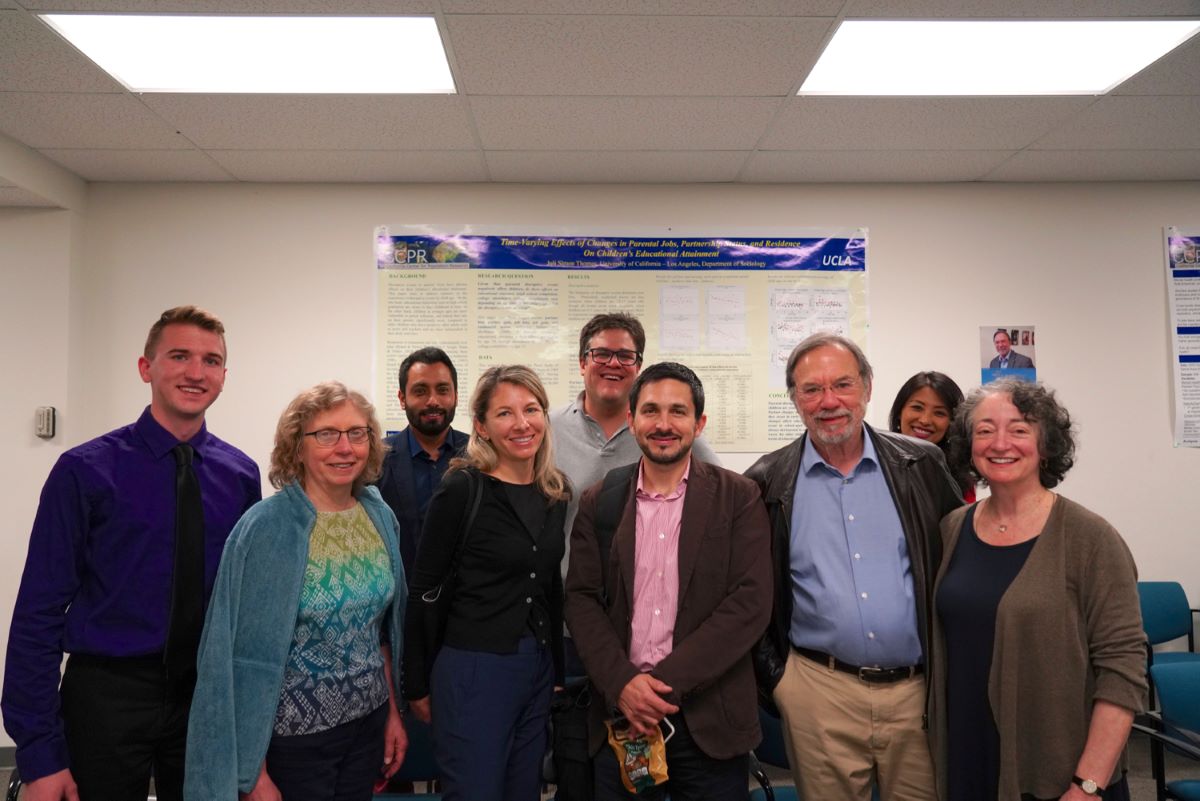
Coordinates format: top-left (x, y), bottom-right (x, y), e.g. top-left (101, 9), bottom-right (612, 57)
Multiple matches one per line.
top-left (577, 313), bottom-right (645, 362)
top-left (144, 306), bottom-right (226, 360)
top-left (268, 381), bottom-right (385, 496)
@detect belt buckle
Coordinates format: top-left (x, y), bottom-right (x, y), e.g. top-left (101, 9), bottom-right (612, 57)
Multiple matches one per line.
top-left (857, 666), bottom-right (886, 683)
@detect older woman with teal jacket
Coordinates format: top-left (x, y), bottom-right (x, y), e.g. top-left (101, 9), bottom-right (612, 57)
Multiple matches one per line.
top-left (185, 382), bottom-right (407, 801)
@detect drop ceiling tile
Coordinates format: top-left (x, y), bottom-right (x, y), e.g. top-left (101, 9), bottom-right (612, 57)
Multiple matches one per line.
top-left (0, 186), bottom-right (59, 206)
top-left (443, 0), bottom-right (841, 14)
top-left (0, 11), bottom-right (124, 93)
top-left (209, 149), bottom-right (488, 182)
top-left (848, 0), bottom-right (1200, 17)
top-left (140, 95), bottom-right (477, 150)
top-left (485, 150), bottom-right (745, 182)
top-left (983, 149), bottom-right (1200, 181)
top-left (472, 96), bottom-right (781, 150)
top-left (741, 149), bottom-right (1012, 182)
top-left (1114, 35), bottom-right (1200, 96)
top-left (448, 15), bottom-right (833, 96)
top-left (38, 148), bottom-right (234, 181)
top-left (1032, 95), bottom-right (1200, 150)
top-left (21, 1), bottom-right (436, 10)
top-left (0, 93), bottom-right (191, 149)
top-left (760, 96), bottom-right (1094, 151)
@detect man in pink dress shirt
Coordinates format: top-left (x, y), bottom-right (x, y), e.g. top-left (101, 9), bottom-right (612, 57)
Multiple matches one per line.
top-left (565, 362), bottom-right (772, 801)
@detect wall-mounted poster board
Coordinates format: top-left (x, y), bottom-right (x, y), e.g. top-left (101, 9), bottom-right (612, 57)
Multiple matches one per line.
top-left (1167, 226), bottom-right (1200, 447)
top-left (374, 227), bottom-right (868, 452)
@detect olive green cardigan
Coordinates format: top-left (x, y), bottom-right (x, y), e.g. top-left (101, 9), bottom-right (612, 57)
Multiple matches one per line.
top-left (929, 496), bottom-right (1147, 801)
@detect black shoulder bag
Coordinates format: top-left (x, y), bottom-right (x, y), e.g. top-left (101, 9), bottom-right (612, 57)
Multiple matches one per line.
top-left (547, 463), bottom-right (637, 801)
top-left (417, 468), bottom-right (484, 669)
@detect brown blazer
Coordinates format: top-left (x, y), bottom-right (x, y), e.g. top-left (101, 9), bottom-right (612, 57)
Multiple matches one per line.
top-left (564, 457), bottom-right (773, 760)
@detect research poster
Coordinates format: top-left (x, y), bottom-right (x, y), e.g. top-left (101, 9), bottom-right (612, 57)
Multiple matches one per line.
top-left (374, 227), bottom-right (868, 453)
top-left (1166, 226), bottom-right (1200, 447)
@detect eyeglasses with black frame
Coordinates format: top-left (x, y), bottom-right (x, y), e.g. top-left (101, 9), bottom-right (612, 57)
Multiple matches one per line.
top-left (303, 426), bottom-right (372, 447)
top-left (585, 347), bottom-right (642, 367)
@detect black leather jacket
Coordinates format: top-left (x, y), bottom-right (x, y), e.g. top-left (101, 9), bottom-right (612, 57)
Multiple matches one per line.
top-left (744, 424), bottom-right (963, 708)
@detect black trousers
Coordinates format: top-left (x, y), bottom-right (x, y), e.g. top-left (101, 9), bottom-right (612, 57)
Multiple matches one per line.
top-left (593, 713), bottom-right (749, 801)
top-left (265, 702), bottom-right (389, 801)
top-left (60, 653), bottom-right (191, 801)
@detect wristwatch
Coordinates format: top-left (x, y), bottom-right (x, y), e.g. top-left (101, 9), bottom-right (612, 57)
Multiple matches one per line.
top-left (1072, 775), bottom-right (1102, 796)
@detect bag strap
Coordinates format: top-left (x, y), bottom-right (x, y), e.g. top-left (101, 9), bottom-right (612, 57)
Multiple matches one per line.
top-left (420, 468), bottom-right (485, 603)
top-left (595, 462), bottom-right (638, 608)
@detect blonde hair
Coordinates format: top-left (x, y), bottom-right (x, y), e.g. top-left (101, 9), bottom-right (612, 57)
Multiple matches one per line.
top-left (268, 381), bottom-right (385, 496)
top-left (453, 365), bottom-right (569, 503)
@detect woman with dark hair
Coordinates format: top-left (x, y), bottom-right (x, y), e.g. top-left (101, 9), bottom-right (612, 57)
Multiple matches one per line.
top-left (186, 382), bottom-right (407, 801)
top-left (403, 365), bottom-right (569, 801)
top-left (930, 378), bottom-right (1146, 801)
top-left (888, 371), bottom-right (975, 501)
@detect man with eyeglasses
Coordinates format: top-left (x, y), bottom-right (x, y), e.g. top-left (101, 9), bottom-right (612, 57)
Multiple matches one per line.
top-left (2, 306), bottom-right (261, 801)
top-left (374, 346), bottom-right (469, 579)
top-left (745, 333), bottom-right (961, 801)
top-left (551, 313), bottom-right (718, 675)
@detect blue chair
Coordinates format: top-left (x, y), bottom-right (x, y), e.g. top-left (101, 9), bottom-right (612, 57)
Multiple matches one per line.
top-left (1133, 663), bottom-right (1200, 801)
top-left (374, 715), bottom-right (442, 800)
top-left (1138, 582), bottom-right (1200, 707)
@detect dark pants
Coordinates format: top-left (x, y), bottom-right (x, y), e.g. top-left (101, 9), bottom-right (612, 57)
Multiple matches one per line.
top-left (431, 637), bottom-right (554, 801)
top-left (593, 713), bottom-right (749, 801)
top-left (265, 702), bottom-right (388, 801)
top-left (60, 653), bottom-right (191, 801)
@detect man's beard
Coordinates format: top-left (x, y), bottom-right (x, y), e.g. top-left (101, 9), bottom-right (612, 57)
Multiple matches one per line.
top-left (407, 405), bottom-right (455, 437)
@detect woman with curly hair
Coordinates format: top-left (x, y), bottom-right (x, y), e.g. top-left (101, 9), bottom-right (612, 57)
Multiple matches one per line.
top-left (186, 382), bottom-right (407, 801)
top-left (930, 378), bottom-right (1146, 801)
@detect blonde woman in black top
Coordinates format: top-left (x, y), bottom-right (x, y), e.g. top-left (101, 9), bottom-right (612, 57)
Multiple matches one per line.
top-left (403, 365), bottom-right (569, 801)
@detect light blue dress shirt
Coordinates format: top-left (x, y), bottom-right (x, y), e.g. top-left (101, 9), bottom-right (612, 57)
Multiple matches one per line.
top-left (788, 430), bottom-right (922, 668)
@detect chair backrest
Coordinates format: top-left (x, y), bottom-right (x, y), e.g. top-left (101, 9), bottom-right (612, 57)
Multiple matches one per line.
top-left (1151, 662), bottom-right (1200, 735)
top-left (393, 716), bottom-right (440, 783)
top-left (1138, 582), bottom-right (1193, 646)
top-left (755, 707), bottom-right (791, 770)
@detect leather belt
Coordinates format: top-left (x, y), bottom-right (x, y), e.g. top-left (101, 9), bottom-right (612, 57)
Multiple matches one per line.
top-left (792, 645), bottom-right (923, 684)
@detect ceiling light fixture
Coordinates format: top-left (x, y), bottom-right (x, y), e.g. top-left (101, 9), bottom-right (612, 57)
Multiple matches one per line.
top-left (799, 20), bottom-right (1200, 96)
top-left (40, 14), bottom-right (456, 94)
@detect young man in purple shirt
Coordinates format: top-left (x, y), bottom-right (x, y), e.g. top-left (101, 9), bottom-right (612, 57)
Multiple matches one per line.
top-left (2, 306), bottom-right (261, 801)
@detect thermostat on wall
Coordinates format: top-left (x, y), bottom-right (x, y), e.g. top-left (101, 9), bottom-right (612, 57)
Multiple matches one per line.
top-left (36, 406), bottom-right (56, 439)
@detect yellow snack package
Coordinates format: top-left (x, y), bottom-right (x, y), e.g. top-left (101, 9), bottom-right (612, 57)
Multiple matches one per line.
top-left (604, 715), bottom-right (675, 794)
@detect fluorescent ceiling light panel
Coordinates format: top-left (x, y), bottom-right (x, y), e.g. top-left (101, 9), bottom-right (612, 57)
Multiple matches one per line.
top-left (40, 15), bottom-right (455, 93)
top-left (799, 20), bottom-right (1200, 95)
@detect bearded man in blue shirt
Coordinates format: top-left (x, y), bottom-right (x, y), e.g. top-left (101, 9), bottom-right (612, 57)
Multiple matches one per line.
top-left (2, 306), bottom-right (261, 801)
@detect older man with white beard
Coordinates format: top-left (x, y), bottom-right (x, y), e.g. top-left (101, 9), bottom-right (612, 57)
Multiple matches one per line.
top-left (745, 333), bottom-right (962, 801)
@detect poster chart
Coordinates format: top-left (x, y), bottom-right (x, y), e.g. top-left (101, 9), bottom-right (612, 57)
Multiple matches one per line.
top-left (374, 227), bottom-right (868, 453)
top-left (1166, 227), bottom-right (1200, 447)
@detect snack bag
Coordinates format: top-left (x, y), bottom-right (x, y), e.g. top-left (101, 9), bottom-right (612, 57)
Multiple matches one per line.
top-left (604, 715), bottom-right (674, 793)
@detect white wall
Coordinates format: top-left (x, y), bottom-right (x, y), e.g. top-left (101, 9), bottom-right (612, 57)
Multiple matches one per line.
top-left (1, 206), bottom-right (83, 752)
top-left (4, 180), bottom-right (1199, 749)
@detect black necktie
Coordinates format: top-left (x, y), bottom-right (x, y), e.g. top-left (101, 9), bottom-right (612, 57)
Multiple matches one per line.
top-left (165, 443), bottom-right (204, 683)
